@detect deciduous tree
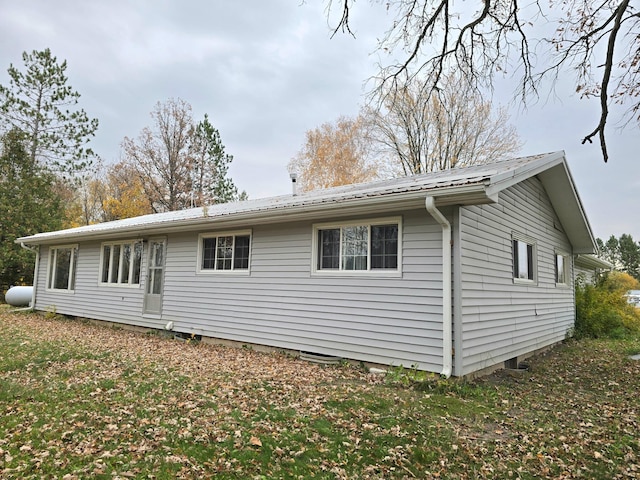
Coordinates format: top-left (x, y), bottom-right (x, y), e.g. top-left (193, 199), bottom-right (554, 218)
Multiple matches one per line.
top-left (101, 161), bottom-right (152, 221)
top-left (121, 99), bottom-right (241, 212)
top-left (122, 98), bottom-right (192, 212)
top-left (328, 0), bottom-right (638, 162)
top-left (288, 114), bottom-right (378, 192)
top-left (0, 49), bottom-right (99, 175)
top-left (368, 73), bottom-right (521, 175)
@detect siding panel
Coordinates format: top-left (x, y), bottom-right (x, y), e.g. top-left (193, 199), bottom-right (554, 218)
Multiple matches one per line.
top-left (458, 177), bottom-right (574, 375)
top-left (34, 209), bottom-right (447, 372)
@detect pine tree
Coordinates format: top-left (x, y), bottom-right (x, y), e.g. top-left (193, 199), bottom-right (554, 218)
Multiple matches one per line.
top-left (190, 114), bottom-right (239, 205)
top-left (0, 48), bottom-right (99, 176)
top-left (0, 129), bottom-right (65, 292)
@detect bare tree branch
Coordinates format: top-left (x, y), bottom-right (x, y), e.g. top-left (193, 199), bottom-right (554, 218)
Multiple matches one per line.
top-left (327, 0), bottom-right (639, 163)
top-left (581, 0), bottom-right (630, 162)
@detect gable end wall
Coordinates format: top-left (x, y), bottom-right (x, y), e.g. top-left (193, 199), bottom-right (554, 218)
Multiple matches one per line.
top-left (458, 176), bottom-right (575, 375)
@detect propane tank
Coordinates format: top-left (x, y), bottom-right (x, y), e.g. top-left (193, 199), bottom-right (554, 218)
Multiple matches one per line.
top-left (5, 286), bottom-right (33, 307)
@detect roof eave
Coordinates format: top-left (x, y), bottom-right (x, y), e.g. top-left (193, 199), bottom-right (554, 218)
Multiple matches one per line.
top-left (16, 183), bottom-right (495, 245)
top-left (484, 151), bottom-right (565, 198)
top-left (537, 161), bottom-right (597, 254)
top-left (575, 254), bottom-right (613, 270)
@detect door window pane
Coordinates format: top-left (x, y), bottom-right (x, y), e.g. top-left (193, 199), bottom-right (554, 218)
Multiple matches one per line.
top-left (153, 243), bottom-right (164, 268)
top-left (150, 269), bottom-right (163, 295)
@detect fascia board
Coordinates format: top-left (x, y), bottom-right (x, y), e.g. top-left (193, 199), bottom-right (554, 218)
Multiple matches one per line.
top-left (538, 162), bottom-right (596, 254)
top-left (484, 151), bottom-right (565, 198)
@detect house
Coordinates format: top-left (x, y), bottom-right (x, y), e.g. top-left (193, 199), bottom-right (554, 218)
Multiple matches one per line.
top-left (16, 151), bottom-right (598, 377)
top-left (574, 254), bottom-right (612, 285)
top-left (626, 290), bottom-right (640, 308)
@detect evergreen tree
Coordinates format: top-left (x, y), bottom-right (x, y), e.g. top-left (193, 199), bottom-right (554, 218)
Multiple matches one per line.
top-left (596, 234), bottom-right (640, 281)
top-left (619, 234), bottom-right (640, 281)
top-left (0, 48), bottom-right (99, 176)
top-left (0, 129), bottom-right (64, 293)
top-left (190, 114), bottom-right (239, 205)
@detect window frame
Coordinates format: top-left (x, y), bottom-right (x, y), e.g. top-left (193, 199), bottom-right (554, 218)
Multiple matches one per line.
top-left (512, 233), bottom-right (537, 285)
top-left (555, 251), bottom-right (570, 286)
top-left (46, 244), bottom-right (79, 292)
top-left (312, 217), bottom-right (402, 277)
top-left (196, 230), bottom-right (252, 275)
top-left (98, 240), bottom-right (144, 287)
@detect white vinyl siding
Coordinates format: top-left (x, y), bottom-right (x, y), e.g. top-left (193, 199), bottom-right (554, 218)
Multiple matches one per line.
top-left (161, 210), bottom-right (441, 370)
top-left (574, 264), bottom-right (595, 285)
top-left (33, 209), bottom-right (446, 372)
top-left (35, 242), bottom-right (151, 327)
top-left (457, 177), bottom-right (574, 376)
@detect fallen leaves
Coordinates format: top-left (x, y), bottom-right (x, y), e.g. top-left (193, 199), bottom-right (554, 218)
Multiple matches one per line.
top-left (1, 309), bottom-right (640, 478)
top-left (249, 436), bottom-right (262, 448)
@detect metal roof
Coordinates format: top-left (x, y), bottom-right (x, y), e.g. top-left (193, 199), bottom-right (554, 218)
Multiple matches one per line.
top-left (17, 151), bottom-right (595, 253)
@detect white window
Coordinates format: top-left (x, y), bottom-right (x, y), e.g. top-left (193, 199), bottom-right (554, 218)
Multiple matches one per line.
top-left (197, 231), bottom-right (251, 273)
top-left (555, 253), bottom-right (569, 285)
top-left (313, 218), bottom-right (401, 274)
top-left (512, 234), bottom-right (536, 283)
top-left (100, 240), bottom-right (143, 285)
top-left (47, 245), bottom-right (78, 291)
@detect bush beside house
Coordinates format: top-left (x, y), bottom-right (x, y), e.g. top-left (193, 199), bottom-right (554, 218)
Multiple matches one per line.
top-left (575, 271), bottom-right (640, 338)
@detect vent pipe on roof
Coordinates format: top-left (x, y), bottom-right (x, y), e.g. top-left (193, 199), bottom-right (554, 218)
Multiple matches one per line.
top-left (290, 172), bottom-right (298, 196)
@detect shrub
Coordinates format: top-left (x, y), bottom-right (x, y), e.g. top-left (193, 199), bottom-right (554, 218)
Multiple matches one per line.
top-left (574, 272), bottom-right (640, 339)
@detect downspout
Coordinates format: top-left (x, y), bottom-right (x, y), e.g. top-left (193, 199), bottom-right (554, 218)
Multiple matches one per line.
top-left (19, 243), bottom-right (39, 310)
top-left (425, 196), bottom-right (452, 378)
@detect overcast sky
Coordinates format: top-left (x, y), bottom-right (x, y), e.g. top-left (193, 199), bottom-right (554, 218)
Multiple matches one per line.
top-left (1, 0), bottom-right (638, 241)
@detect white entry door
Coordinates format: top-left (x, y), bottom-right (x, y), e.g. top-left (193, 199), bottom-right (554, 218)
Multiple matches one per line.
top-left (144, 239), bottom-right (166, 315)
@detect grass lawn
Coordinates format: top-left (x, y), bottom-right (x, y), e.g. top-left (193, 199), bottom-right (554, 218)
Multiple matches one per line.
top-left (0, 307), bottom-right (639, 479)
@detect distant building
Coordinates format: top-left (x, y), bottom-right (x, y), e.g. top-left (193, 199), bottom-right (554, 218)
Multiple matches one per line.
top-left (625, 290), bottom-right (640, 308)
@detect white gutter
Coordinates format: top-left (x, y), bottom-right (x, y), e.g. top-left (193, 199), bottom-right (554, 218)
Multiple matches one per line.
top-left (19, 243), bottom-right (39, 310)
top-left (425, 196), bottom-right (452, 378)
